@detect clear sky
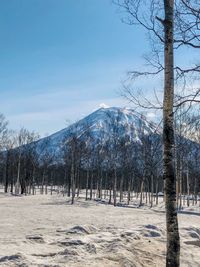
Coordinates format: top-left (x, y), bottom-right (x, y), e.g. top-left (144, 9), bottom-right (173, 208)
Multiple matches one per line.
top-left (0, 0), bottom-right (150, 136)
top-left (1, 0), bottom-right (196, 136)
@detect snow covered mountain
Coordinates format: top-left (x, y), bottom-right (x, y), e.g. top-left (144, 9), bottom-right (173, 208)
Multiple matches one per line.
top-left (36, 107), bottom-right (160, 157)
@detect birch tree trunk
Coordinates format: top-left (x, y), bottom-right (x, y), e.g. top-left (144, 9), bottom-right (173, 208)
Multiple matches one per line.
top-left (139, 179), bottom-right (144, 206)
top-left (15, 153), bottom-right (21, 195)
top-left (186, 167), bottom-right (190, 207)
top-left (119, 173), bottom-right (124, 202)
top-left (113, 167), bottom-right (117, 206)
top-left (163, 1), bottom-right (180, 266)
top-left (4, 151), bottom-right (9, 193)
top-left (85, 169), bottom-right (89, 200)
top-left (90, 171), bottom-right (93, 200)
top-left (71, 153), bottom-right (75, 205)
top-left (150, 174), bottom-right (154, 208)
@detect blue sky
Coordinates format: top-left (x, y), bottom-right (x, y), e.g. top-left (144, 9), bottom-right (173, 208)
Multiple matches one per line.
top-left (0, 0), bottom-right (151, 136)
top-left (0, 0), bottom-right (196, 136)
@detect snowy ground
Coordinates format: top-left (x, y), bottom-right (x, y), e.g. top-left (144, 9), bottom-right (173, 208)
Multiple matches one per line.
top-left (0, 191), bottom-right (200, 267)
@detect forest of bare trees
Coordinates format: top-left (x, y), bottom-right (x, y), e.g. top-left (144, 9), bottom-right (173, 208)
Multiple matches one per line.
top-left (0, 109), bottom-right (199, 209)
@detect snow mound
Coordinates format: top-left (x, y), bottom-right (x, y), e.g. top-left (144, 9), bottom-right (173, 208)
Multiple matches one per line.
top-left (0, 253), bottom-right (29, 267)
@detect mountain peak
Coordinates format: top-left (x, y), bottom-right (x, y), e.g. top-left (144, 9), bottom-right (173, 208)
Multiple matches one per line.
top-left (36, 106), bottom-right (159, 157)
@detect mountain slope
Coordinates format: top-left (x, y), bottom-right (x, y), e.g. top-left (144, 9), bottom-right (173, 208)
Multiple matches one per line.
top-left (36, 107), bottom-right (160, 157)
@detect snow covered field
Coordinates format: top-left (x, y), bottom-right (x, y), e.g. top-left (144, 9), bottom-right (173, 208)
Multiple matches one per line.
top-left (0, 191), bottom-right (200, 267)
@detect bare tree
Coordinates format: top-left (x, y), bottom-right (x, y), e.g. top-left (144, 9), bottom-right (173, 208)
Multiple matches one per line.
top-left (113, 0), bottom-right (197, 265)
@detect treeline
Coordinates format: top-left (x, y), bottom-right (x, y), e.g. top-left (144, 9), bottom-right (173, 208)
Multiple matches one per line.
top-left (0, 111), bottom-right (199, 208)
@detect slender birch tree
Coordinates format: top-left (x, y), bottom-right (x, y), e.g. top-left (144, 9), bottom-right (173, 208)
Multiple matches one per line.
top-left (113, 0), bottom-right (200, 265)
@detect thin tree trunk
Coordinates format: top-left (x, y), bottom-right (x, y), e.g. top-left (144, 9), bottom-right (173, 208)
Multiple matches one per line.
top-left (113, 168), bottom-right (117, 206)
top-left (150, 174), bottom-right (154, 208)
top-left (4, 151), bottom-right (9, 193)
top-left (179, 164), bottom-right (182, 210)
top-left (90, 171), bottom-right (93, 200)
top-left (120, 173), bottom-right (124, 202)
top-left (139, 179), bottom-right (144, 206)
top-left (71, 154), bottom-right (75, 205)
top-left (67, 170), bottom-right (71, 197)
top-left (186, 167), bottom-right (190, 207)
top-left (156, 179), bottom-right (159, 205)
top-left (127, 177), bottom-right (131, 205)
top-left (15, 154), bottom-right (21, 195)
top-left (41, 170), bottom-right (45, 194)
top-left (85, 169), bottom-right (89, 200)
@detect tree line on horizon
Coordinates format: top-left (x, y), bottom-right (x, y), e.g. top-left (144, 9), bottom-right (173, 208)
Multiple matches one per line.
top-left (0, 108), bottom-right (199, 210)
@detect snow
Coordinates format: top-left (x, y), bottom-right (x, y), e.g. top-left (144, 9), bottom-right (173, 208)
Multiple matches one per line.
top-left (35, 107), bottom-right (159, 158)
top-left (99, 103), bottom-right (110, 109)
top-left (0, 190), bottom-right (200, 266)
